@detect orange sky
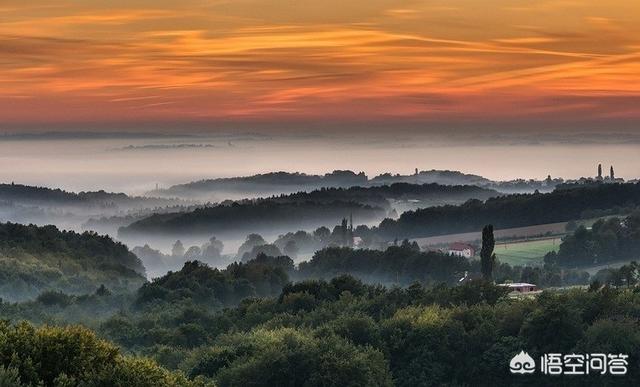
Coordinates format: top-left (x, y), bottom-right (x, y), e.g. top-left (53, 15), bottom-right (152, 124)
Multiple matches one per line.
top-left (1, 0), bottom-right (640, 124)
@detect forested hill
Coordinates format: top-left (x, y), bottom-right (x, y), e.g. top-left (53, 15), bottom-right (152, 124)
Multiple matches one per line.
top-left (149, 170), bottom-right (368, 199)
top-left (118, 200), bottom-right (385, 239)
top-left (0, 182), bottom-right (181, 209)
top-left (0, 222), bottom-right (146, 301)
top-left (377, 183), bottom-right (640, 239)
top-left (279, 183), bottom-right (498, 208)
top-left (119, 183), bottom-right (497, 239)
top-left (148, 169), bottom-right (495, 199)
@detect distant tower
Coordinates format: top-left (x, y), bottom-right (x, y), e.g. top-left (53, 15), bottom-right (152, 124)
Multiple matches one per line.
top-left (415, 168), bottom-right (418, 175)
top-left (610, 166), bottom-right (615, 180)
top-left (597, 164), bottom-right (602, 179)
top-left (340, 217), bottom-right (351, 247)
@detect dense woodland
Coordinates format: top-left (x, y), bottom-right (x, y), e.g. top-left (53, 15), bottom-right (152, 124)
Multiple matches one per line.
top-left (376, 183), bottom-right (640, 239)
top-left (1, 181), bottom-right (640, 385)
top-left (545, 212), bottom-right (640, 268)
top-left (119, 200), bottom-right (385, 239)
top-left (278, 183), bottom-right (498, 209)
top-left (1, 273), bottom-right (638, 386)
top-left (0, 217), bottom-right (638, 385)
top-left (120, 182), bottom-right (498, 240)
top-left (0, 223), bottom-right (146, 301)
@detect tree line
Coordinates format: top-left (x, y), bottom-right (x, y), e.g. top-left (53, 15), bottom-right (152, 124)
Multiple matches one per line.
top-left (375, 183), bottom-right (640, 239)
top-left (545, 211), bottom-right (640, 268)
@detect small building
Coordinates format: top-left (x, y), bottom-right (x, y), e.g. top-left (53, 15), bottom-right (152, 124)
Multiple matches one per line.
top-left (352, 236), bottom-right (363, 247)
top-left (499, 283), bottom-right (538, 293)
top-left (447, 242), bottom-right (475, 258)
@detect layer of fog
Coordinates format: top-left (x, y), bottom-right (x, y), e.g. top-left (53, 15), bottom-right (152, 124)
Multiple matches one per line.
top-left (1, 132), bottom-right (639, 196)
top-left (1, 130), bottom-right (639, 279)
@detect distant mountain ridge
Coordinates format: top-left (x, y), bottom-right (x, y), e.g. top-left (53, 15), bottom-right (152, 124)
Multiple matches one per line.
top-left (0, 183), bottom-right (181, 209)
top-left (148, 169), bottom-right (501, 200)
top-left (0, 183), bottom-right (190, 237)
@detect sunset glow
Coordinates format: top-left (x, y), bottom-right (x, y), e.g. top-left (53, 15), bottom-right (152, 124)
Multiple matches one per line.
top-left (2, 0), bottom-right (640, 124)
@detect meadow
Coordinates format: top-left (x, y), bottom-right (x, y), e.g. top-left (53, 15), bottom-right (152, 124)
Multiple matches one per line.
top-left (494, 237), bottom-right (561, 266)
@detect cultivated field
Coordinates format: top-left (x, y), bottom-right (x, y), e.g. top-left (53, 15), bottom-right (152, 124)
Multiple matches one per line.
top-left (413, 221), bottom-right (568, 247)
top-left (494, 237), bottom-right (561, 266)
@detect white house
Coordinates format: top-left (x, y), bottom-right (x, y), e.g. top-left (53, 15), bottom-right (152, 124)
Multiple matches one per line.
top-left (447, 242), bottom-right (475, 258)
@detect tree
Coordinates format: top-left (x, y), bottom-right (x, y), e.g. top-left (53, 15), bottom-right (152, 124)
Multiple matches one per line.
top-left (313, 226), bottom-right (331, 243)
top-left (0, 321), bottom-right (208, 386)
top-left (237, 234), bottom-right (267, 259)
top-left (184, 246), bottom-right (202, 261)
top-left (242, 244), bottom-right (282, 263)
top-left (96, 284), bottom-right (112, 297)
top-left (521, 297), bottom-right (584, 353)
top-left (283, 240), bottom-right (299, 259)
top-left (480, 225), bottom-right (495, 281)
top-left (172, 240), bottom-right (185, 258)
top-left (598, 163), bottom-right (603, 179)
top-left (201, 237), bottom-right (224, 265)
top-left (0, 366), bottom-right (21, 387)
top-left (188, 328), bottom-right (393, 387)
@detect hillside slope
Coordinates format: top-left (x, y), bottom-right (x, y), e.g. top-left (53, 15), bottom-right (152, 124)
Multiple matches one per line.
top-left (0, 222), bottom-right (146, 301)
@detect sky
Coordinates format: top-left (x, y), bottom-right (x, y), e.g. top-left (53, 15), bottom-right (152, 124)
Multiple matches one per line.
top-left (1, 0), bottom-right (639, 128)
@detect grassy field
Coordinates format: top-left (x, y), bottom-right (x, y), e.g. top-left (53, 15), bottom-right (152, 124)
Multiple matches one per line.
top-left (494, 237), bottom-right (561, 266)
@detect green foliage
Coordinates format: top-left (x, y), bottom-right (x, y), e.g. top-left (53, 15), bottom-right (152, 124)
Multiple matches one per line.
top-left (3, 274), bottom-right (640, 385)
top-left (36, 291), bottom-right (73, 307)
top-left (592, 262), bottom-right (640, 287)
top-left (0, 366), bottom-right (22, 387)
top-left (0, 222), bottom-right (144, 274)
top-left (0, 222), bottom-right (146, 301)
top-left (520, 294), bottom-right (584, 353)
top-left (298, 244), bottom-right (469, 286)
top-left (550, 212), bottom-right (640, 267)
top-left (136, 257), bottom-right (292, 309)
top-left (185, 328), bottom-right (393, 387)
top-left (480, 225), bottom-right (495, 281)
top-left (0, 321), bottom-right (211, 386)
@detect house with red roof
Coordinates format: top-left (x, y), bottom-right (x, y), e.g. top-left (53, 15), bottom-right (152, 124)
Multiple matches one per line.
top-left (447, 242), bottom-right (476, 258)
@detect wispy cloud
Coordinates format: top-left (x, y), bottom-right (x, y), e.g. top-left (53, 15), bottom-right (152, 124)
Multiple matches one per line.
top-left (0, 0), bottom-right (639, 123)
